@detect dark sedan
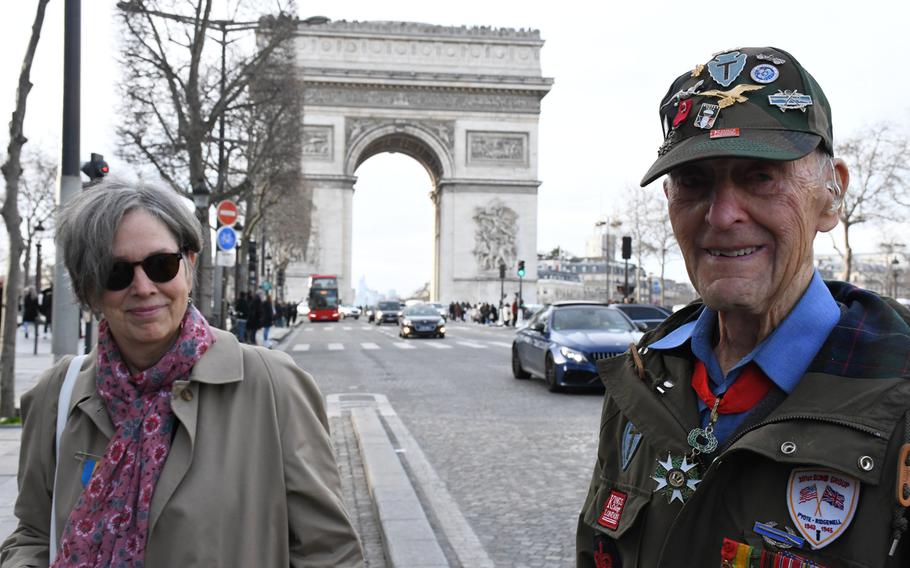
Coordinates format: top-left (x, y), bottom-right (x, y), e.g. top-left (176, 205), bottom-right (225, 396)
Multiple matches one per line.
top-left (612, 303), bottom-right (672, 331)
top-left (511, 302), bottom-right (644, 392)
top-left (374, 300), bottom-right (402, 325)
top-left (399, 304), bottom-right (446, 338)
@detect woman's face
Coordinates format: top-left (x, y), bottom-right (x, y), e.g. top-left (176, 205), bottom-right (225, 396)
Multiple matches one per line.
top-left (99, 209), bottom-right (195, 366)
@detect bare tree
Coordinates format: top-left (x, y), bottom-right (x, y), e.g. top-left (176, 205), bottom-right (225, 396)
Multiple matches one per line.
top-left (835, 124), bottom-right (909, 281)
top-left (0, 0), bottom-right (51, 418)
top-left (115, 0), bottom-right (298, 319)
top-left (18, 148), bottom-right (57, 287)
top-left (619, 186), bottom-right (659, 301)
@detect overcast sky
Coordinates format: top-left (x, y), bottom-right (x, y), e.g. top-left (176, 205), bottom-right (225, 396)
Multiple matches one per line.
top-left (3, 1), bottom-right (909, 296)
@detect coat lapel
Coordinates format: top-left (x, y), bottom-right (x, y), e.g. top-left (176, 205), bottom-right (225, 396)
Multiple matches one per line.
top-left (70, 349), bottom-right (116, 439)
top-left (147, 329), bottom-right (243, 535)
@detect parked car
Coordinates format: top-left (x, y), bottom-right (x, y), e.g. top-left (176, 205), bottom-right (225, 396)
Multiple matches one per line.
top-left (399, 304), bottom-right (446, 339)
top-left (612, 303), bottom-right (672, 331)
top-left (511, 301), bottom-right (644, 392)
top-left (339, 305), bottom-right (362, 319)
top-left (374, 300), bottom-right (402, 325)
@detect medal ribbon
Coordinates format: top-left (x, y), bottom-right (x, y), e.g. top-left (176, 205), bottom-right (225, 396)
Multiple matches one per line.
top-left (690, 360), bottom-right (772, 414)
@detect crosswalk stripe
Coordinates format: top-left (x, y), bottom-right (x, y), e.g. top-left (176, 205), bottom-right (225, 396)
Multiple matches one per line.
top-left (304, 327), bottom-right (315, 332)
top-left (489, 341), bottom-right (512, 348)
top-left (292, 344), bottom-right (310, 352)
top-left (343, 326), bottom-right (352, 331)
top-left (361, 342), bottom-right (380, 350)
top-left (456, 341), bottom-right (487, 349)
top-left (361, 326), bottom-right (371, 331)
top-left (393, 342), bottom-right (416, 350)
top-left (327, 343), bottom-right (345, 351)
top-left (424, 341), bottom-right (452, 349)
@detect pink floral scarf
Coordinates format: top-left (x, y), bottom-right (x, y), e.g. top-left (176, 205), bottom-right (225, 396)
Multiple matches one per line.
top-left (53, 305), bottom-right (215, 567)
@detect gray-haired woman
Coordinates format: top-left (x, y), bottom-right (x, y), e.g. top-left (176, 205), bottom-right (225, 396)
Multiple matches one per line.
top-left (0, 178), bottom-right (363, 567)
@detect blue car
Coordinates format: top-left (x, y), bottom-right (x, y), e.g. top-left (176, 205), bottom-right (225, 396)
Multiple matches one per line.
top-left (511, 302), bottom-right (645, 392)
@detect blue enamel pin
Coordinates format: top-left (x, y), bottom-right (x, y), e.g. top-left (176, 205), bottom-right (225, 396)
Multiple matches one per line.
top-left (621, 421), bottom-right (643, 471)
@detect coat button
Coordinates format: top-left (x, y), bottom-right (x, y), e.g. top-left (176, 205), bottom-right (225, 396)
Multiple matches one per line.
top-left (780, 441), bottom-right (797, 455)
top-left (180, 389), bottom-right (194, 402)
top-left (857, 455), bottom-right (874, 471)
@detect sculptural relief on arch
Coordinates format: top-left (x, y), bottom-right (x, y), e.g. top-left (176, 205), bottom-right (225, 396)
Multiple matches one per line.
top-left (284, 18), bottom-right (551, 305)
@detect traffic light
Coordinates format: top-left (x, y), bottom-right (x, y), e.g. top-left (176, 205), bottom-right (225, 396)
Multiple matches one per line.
top-left (517, 260), bottom-right (526, 278)
top-left (81, 153), bottom-right (109, 181)
top-left (622, 236), bottom-right (632, 260)
top-left (499, 263), bottom-right (506, 279)
top-left (277, 268), bottom-right (285, 287)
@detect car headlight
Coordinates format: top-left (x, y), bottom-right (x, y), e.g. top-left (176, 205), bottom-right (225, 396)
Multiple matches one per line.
top-left (559, 346), bottom-right (587, 364)
top-left (376, 311), bottom-right (383, 317)
top-left (402, 319), bottom-right (412, 327)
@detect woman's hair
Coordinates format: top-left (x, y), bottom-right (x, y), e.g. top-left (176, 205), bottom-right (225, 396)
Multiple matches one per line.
top-left (56, 177), bottom-right (204, 310)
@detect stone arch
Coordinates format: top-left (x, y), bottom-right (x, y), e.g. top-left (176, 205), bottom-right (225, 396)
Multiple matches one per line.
top-left (344, 122), bottom-right (455, 185)
top-left (288, 19), bottom-right (551, 305)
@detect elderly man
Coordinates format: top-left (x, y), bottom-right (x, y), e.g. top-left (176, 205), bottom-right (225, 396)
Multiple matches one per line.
top-left (576, 47), bottom-right (910, 567)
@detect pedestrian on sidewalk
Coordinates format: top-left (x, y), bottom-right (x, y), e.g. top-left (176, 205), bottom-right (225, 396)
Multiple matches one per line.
top-left (20, 287), bottom-right (39, 339)
top-left (40, 286), bottom-right (52, 338)
top-left (1, 178), bottom-right (363, 567)
top-left (248, 291), bottom-right (262, 344)
top-left (261, 292), bottom-right (275, 345)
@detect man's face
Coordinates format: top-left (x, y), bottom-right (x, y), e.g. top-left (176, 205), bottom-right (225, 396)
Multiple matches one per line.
top-left (664, 154), bottom-right (840, 316)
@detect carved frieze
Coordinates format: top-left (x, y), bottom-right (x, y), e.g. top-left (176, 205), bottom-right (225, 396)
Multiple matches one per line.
top-left (472, 199), bottom-right (518, 273)
top-left (345, 117), bottom-right (454, 154)
top-left (467, 131), bottom-right (528, 166)
top-left (304, 85), bottom-right (541, 114)
top-left (302, 125), bottom-right (333, 160)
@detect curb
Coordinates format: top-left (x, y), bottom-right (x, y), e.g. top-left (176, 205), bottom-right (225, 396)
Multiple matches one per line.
top-left (351, 407), bottom-right (448, 568)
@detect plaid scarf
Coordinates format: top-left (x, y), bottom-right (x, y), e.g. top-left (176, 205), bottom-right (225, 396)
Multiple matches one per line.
top-left (53, 305), bottom-right (215, 567)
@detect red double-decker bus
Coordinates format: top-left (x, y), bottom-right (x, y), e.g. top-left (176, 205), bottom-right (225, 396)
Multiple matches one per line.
top-left (307, 275), bottom-right (340, 322)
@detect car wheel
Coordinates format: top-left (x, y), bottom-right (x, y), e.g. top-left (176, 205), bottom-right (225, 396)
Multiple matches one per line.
top-left (355, 316), bottom-right (360, 320)
top-left (545, 354), bottom-right (562, 392)
top-left (512, 347), bottom-right (530, 379)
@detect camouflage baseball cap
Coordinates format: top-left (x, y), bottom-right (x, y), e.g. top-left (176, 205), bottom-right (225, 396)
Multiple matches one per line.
top-left (640, 46), bottom-right (832, 186)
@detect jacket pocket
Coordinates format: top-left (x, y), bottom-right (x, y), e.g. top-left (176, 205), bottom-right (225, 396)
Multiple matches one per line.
top-left (582, 478), bottom-right (652, 538)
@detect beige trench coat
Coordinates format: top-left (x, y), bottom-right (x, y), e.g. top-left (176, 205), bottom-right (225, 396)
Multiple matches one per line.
top-left (1, 329), bottom-right (363, 567)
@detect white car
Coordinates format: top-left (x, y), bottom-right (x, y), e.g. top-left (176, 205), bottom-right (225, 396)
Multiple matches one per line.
top-left (339, 305), bottom-right (362, 319)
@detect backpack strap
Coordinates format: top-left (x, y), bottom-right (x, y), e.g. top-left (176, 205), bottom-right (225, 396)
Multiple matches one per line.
top-left (50, 354), bottom-right (87, 563)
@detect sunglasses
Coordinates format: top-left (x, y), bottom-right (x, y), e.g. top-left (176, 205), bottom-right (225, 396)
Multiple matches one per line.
top-left (105, 251), bottom-right (185, 291)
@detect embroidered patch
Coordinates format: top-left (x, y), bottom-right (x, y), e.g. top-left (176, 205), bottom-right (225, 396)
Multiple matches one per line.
top-left (707, 51), bottom-right (747, 87)
top-left (787, 468), bottom-right (860, 549)
top-left (593, 534), bottom-right (620, 568)
top-left (620, 421), bottom-right (643, 471)
top-left (597, 490), bottom-right (627, 530)
top-left (710, 128), bottom-right (740, 139)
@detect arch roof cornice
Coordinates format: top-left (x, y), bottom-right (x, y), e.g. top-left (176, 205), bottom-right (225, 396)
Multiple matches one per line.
top-left (298, 19), bottom-right (544, 43)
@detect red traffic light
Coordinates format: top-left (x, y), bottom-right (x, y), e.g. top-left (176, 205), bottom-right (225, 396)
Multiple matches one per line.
top-left (81, 152), bottom-right (109, 181)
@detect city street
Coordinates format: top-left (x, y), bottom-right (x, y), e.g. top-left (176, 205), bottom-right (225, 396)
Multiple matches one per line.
top-left (291, 318), bottom-right (604, 567)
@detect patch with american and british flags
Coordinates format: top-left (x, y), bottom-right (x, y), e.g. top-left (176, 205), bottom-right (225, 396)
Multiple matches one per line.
top-left (786, 468), bottom-right (860, 550)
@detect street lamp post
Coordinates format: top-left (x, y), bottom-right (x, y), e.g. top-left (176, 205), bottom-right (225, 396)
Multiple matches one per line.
top-left (892, 257), bottom-right (900, 298)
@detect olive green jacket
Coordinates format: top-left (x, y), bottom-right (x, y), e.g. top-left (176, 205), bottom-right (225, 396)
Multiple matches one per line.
top-left (577, 301), bottom-right (910, 568)
top-left (1, 329), bottom-right (363, 567)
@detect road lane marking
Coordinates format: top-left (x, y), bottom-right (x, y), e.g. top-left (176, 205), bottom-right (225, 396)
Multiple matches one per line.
top-left (488, 341), bottom-right (512, 348)
top-left (361, 326), bottom-right (371, 331)
top-left (456, 341), bottom-right (487, 349)
top-left (304, 327), bottom-right (315, 332)
top-left (343, 326), bottom-right (352, 331)
top-left (327, 343), bottom-right (345, 351)
top-left (423, 341), bottom-right (452, 349)
top-left (392, 342), bottom-right (416, 350)
top-left (361, 342), bottom-right (380, 350)
top-left (292, 343), bottom-right (310, 352)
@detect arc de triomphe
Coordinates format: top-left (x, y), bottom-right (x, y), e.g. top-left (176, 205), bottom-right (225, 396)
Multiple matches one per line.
top-left (288, 19), bottom-right (551, 304)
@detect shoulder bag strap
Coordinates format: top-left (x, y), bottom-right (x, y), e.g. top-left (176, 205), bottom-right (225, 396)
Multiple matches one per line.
top-left (50, 354), bottom-right (87, 563)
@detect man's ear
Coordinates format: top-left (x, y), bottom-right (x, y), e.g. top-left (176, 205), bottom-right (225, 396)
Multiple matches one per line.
top-left (663, 177), bottom-right (671, 199)
top-left (817, 158), bottom-right (849, 233)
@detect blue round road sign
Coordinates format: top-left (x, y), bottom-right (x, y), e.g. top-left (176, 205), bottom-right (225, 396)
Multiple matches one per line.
top-left (216, 226), bottom-right (237, 251)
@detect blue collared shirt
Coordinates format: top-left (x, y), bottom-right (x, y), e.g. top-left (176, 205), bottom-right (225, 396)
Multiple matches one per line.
top-left (650, 270), bottom-right (840, 445)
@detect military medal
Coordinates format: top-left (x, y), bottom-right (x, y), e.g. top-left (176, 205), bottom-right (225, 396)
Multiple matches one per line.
top-left (651, 453), bottom-right (701, 504)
